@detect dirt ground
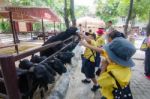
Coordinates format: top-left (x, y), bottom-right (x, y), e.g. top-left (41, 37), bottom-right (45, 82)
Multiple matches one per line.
top-left (0, 40), bottom-right (43, 55)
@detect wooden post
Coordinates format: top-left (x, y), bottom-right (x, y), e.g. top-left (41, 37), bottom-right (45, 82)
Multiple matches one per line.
top-left (0, 56), bottom-right (21, 99)
top-left (42, 19), bottom-right (45, 43)
top-left (13, 21), bottom-right (20, 43)
top-left (60, 23), bottom-right (61, 31)
top-left (54, 21), bottom-right (56, 35)
top-left (9, 11), bottom-right (16, 44)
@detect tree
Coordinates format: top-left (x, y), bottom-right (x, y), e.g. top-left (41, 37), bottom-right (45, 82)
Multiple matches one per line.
top-left (95, 0), bottom-right (120, 22)
top-left (70, 0), bottom-right (76, 27)
top-left (75, 6), bottom-right (89, 18)
top-left (124, 0), bottom-right (134, 36)
top-left (64, 0), bottom-right (70, 28)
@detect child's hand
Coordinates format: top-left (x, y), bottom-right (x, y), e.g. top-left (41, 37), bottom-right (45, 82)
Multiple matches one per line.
top-left (80, 40), bottom-right (88, 46)
top-left (79, 34), bottom-right (84, 40)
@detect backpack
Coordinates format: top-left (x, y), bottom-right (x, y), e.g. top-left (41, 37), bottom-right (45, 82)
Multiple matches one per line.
top-left (90, 50), bottom-right (101, 67)
top-left (140, 38), bottom-right (148, 51)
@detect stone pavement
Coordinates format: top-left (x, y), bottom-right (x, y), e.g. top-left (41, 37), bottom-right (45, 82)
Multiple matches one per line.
top-left (131, 50), bottom-right (150, 99)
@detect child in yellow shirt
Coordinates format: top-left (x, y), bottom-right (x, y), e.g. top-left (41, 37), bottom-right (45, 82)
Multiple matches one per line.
top-left (81, 32), bottom-right (100, 92)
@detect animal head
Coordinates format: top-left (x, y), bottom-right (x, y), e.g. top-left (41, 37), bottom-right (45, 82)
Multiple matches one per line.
top-left (46, 58), bottom-right (67, 75)
top-left (19, 59), bottom-right (33, 70)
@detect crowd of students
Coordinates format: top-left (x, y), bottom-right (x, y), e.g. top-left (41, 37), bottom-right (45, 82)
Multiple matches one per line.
top-left (78, 21), bottom-right (136, 99)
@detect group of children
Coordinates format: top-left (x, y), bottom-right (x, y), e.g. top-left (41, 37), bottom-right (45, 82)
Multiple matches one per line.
top-left (79, 25), bottom-right (136, 99)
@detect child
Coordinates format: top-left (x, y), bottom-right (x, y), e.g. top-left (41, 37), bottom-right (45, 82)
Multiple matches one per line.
top-left (80, 36), bottom-right (136, 99)
top-left (95, 28), bottom-right (105, 75)
top-left (96, 28), bottom-right (105, 47)
top-left (80, 32), bottom-right (100, 92)
top-left (96, 30), bottom-right (126, 75)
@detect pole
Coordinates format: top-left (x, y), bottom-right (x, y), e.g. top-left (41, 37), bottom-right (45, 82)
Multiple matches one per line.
top-left (0, 56), bottom-right (21, 99)
top-left (13, 21), bottom-right (20, 43)
top-left (54, 21), bottom-right (56, 35)
top-left (41, 19), bottom-right (45, 43)
top-left (9, 11), bottom-right (16, 44)
top-left (9, 12), bottom-right (19, 54)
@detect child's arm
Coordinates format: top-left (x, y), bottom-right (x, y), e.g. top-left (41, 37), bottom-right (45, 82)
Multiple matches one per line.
top-left (100, 59), bottom-right (109, 74)
top-left (80, 40), bottom-right (103, 54)
top-left (79, 32), bottom-right (92, 43)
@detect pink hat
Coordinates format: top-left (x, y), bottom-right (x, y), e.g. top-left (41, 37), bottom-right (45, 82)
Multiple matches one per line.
top-left (97, 29), bottom-right (104, 35)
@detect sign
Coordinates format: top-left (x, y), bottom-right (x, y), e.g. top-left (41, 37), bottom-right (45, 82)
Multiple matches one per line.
top-left (18, 22), bottom-right (27, 32)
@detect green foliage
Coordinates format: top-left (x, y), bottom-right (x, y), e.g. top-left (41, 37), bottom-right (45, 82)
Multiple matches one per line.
top-left (0, 20), bottom-right (11, 33)
top-left (96, 0), bottom-right (150, 22)
top-left (33, 22), bottom-right (42, 31)
top-left (134, 0), bottom-right (150, 21)
top-left (96, 0), bottom-right (120, 22)
top-left (75, 6), bottom-right (89, 18)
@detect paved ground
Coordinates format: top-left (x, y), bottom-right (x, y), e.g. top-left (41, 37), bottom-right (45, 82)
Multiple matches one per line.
top-left (131, 59), bottom-right (150, 99)
top-left (65, 54), bottom-right (101, 99)
top-left (130, 37), bottom-right (150, 99)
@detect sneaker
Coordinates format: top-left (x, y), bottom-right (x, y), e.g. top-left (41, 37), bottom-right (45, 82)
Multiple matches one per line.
top-left (91, 85), bottom-right (100, 92)
top-left (81, 79), bottom-right (91, 84)
top-left (101, 96), bottom-right (107, 99)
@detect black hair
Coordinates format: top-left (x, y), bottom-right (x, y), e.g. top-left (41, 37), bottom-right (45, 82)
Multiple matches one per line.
top-left (108, 21), bottom-right (112, 24)
top-left (85, 32), bottom-right (96, 40)
top-left (146, 22), bottom-right (150, 36)
top-left (79, 24), bottom-right (82, 27)
top-left (98, 28), bottom-right (104, 29)
top-left (108, 30), bottom-right (126, 40)
top-left (89, 29), bottom-right (92, 33)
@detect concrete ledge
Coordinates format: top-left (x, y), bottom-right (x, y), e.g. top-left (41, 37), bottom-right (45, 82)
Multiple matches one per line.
top-left (47, 45), bottom-right (80, 99)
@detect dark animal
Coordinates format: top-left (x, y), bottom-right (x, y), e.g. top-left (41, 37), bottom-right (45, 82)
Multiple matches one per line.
top-left (40, 27), bottom-right (78, 57)
top-left (47, 58), bottom-right (67, 75)
top-left (33, 64), bottom-right (55, 84)
top-left (0, 70), bottom-right (6, 94)
top-left (43, 27), bottom-right (78, 44)
top-left (61, 41), bottom-right (79, 52)
top-left (19, 59), bottom-right (55, 84)
top-left (17, 68), bottom-right (31, 95)
top-left (30, 55), bottom-right (47, 63)
top-left (31, 55), bottom-right (56, 76)
top-left (18, 59), bottom-right (55, 99)
top-left (56, 52), bottom-right (75, 64)
top-left (19, 59), bottom-right (33, 70)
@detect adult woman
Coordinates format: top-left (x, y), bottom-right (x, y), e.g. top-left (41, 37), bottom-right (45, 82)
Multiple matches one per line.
top-left (145, 22), bottom-right (150, 79)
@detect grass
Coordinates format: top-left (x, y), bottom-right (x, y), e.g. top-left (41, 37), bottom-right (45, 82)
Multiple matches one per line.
top-left (0, 45), bottom-right (36, 55)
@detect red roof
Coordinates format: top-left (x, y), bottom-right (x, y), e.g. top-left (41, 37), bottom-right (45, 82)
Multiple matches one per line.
top-left (0, 6), bottom-right (60, 22)
top-left (0, 11), bottom-right (38, 22)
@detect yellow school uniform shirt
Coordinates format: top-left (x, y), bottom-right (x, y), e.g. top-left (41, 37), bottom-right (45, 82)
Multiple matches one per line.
top-left (96, 35), bottom-right (105, 47)
top-left (97, 51), bottom-right (131, 99)
top-left (83, 40), bottom-right (97, 62)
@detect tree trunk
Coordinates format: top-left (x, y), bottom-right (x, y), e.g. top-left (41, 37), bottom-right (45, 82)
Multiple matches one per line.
top-left (124, 0), bottom-right (134, 36)
top-left (70, 0), bottom-right (76, 27)
top-left (64, 0), bottom-right (70, 29)
top-left (149, 10), bottom-right (150, 22)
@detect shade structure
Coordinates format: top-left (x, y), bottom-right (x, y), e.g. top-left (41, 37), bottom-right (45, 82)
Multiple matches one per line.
top-left (77, 16), bottom-right (105, 32)
top-left (0, 6), bottom-right (61, 22)
top-left (0, 11), bottom-right (38, 22)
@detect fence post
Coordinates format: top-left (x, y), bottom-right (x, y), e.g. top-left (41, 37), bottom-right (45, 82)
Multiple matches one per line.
top-left (0, 55), bottom-right (21, 99)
